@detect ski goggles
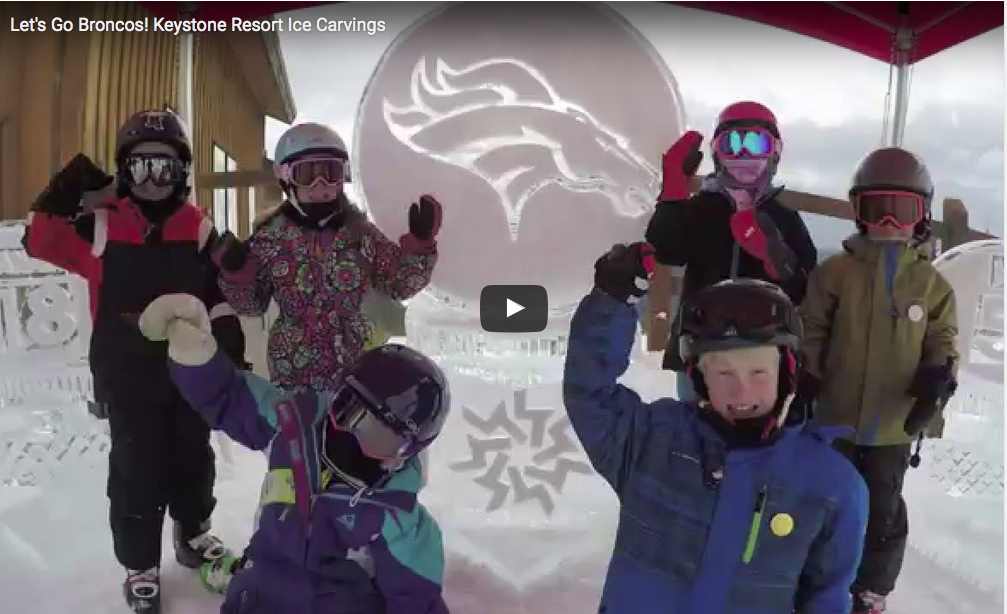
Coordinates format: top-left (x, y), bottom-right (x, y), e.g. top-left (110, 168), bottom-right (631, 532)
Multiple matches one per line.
top-left (681, 285), bottom-right (794, 344)
top-left (326, 379), bottom-right (413, 461)
top-left (852, 190), bottom-right (925, 228)
top-left (715, 127), bottom-right (776, 159)
top-left (123, 155), bottom-right (186, 187)
top-left (277, 156), bottom-right (349, 188)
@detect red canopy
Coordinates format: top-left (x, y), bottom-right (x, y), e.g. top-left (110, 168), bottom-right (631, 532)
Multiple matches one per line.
top-left (674, 2), bottom-right (1002, 64)
top-left (139, 1), bottom-right (1002, 65)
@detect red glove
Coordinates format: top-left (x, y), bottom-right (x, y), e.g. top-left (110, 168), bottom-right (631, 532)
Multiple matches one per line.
top-left (729, 208), bottom-right (798, 281)
top-left (659, 131), bottom-right (704, 202)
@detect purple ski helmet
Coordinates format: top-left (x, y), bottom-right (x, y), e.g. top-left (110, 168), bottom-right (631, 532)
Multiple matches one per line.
top-left (328, 343), bottom-right (451, 460)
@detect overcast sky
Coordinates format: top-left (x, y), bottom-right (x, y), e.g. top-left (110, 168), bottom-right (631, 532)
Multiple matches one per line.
top-left (265, 2), bottom-right (1004, 249)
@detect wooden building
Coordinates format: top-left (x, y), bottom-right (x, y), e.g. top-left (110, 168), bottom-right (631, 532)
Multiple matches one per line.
top-left (0, 1), bottom-right (295, 238)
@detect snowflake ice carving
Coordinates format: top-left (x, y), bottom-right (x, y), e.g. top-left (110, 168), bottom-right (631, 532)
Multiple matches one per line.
top-left (450, 389), bottom-right (593, 515)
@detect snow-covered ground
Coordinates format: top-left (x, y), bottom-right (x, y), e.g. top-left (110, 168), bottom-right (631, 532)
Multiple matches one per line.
top-left (0, 356), bottom-right (1002, 614)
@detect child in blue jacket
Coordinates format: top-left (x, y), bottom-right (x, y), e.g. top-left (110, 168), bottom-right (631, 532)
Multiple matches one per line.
top-left (138, 293), bottom-right (450, 614)
top-left (563, 243), bottom-right (868, 614)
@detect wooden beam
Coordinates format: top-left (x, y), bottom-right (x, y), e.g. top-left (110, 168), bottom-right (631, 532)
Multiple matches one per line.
top-left (195, 170), bottom-right (995, 348)
top-left (198, 168), bottom-right (275, 189)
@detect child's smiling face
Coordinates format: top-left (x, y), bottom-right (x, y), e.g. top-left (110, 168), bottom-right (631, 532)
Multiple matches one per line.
top-left (699, 345), bottom-right (780, 423)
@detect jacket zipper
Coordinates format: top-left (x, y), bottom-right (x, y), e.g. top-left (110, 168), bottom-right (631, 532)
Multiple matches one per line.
top-left (742, 484), bottom-right (768, 564)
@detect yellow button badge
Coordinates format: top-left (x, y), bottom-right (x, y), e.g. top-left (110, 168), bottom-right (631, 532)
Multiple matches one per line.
top-left (770, 513), bottom-right (794, 537)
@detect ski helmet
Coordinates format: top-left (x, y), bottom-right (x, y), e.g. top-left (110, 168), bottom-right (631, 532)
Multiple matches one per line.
top-left (113, 109), bottom-right (193, 204)
top-left (714, 101), bottom-right (780, 139)
top-left (678, 279), bottom-right (803, 428)
top-left (115, 109), bottom-right (192, 165)
top-left (711, 101), bottom-right (782, 191)
top-left (274, 122), bottom-right (348, 166)
top-left (323, 344), bottom-right (450, 489)
top-left (849, 147), bottom-right (934, 238)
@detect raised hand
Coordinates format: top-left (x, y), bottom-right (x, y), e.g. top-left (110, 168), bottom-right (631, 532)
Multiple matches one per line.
top-left (594, 242), bottom-right (655, 304)
top-left (138, 294), bottom-right (218, 366)
top-left (400, 194), bottom-right (443, 254)
top-left (659, 131), bottom-right (704, 202)
top-left (408, 194), bottom-right (443, 241)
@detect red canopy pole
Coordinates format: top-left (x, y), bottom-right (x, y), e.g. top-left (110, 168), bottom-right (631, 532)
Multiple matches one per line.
top-left (889, 3), bottom-right (915, 147)
top-left (178, 2), bottom-right (199, 202)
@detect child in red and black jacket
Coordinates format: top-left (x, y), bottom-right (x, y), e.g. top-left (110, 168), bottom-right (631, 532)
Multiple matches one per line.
top-left (22, 109), bottom-right (245, 614)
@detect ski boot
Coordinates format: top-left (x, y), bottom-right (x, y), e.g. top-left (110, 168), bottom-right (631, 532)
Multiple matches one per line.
top-left (199, 551), bottom-right (249, 595)
top-left (853, 590), bottom-right (886, 614)
top-left (173, 521), bottom-right (231, 570)
top-left (123, 568), bottom-right (160, 613)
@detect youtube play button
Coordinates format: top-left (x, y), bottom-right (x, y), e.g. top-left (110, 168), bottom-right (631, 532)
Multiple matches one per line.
top-left (480, 285), bottom-right (548, 333)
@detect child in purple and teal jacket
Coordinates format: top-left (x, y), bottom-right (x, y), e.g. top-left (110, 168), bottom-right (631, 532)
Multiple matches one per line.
top-left (139, 293), bottom-right (452, 614)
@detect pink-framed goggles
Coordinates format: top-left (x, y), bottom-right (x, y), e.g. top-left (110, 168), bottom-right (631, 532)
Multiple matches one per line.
top-left (714, 126), bottom-right (777, 159)
top-left (325, 379), bottom-right (413, 461)
top-left (853, 190), bottom-right (926, 229)
top-left (276, 155), bottom-right (350, 188)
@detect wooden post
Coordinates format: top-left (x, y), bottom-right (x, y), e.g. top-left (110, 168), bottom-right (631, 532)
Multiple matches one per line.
top-left (942, 198), bottom-right (970, 250)
top-left (646, 264), bottom-right (679, 351)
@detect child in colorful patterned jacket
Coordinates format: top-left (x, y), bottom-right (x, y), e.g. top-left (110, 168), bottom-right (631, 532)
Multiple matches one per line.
top-left (213, 122), bottom-right (442, 393)
top-left (138, 293), bottom-right (452, 614)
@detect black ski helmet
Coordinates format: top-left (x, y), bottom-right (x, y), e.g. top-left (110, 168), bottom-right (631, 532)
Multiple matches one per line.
top-left (849, 147), bottom-right (934, 239)
top-left (678, 278), bottom-right (803, 425)
top-left (114, 109), bottom-right (192, 204)
top-left (115, 109), bottom-right (193, 166)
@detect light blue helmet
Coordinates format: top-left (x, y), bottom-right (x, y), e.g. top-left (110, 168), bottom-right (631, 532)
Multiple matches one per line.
top-left (273, 122), bottom-right (348, 166)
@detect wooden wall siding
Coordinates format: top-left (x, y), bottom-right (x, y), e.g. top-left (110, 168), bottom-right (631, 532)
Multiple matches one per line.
top-left (2, 1), bottom-right (269, 230)
top-left (192, 34), bottom-right (266, 236)
top-left (0, 3), bottom-right (91, 220)
top-left (81, 2), bottom-right (178, 170)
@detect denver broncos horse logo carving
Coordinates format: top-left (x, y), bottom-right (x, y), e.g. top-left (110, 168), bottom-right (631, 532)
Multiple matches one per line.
top-left (355, 1), bottom-right (684, 314)
top-left (382, 56), bottom-right (659, 240)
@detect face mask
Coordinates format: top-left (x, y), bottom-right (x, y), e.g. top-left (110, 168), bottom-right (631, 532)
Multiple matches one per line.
top-left (720, 158), bottom-right (769, 187)
top-left (322, 429), bottom-right (387, 489)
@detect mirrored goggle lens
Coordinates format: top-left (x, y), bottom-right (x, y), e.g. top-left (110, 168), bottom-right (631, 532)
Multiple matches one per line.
top-left (685, 289), bottom-right (786, 339)
top-left (328, 388), bottom-right (411, 460)
top-left (855, 191), bottom-right (924, 227)
top-left (717, 129), bottom-right (773, 158)
top-left (288, 157), bottom-right (346, 187)
top-left (125, 155), bottom-right (184, 186)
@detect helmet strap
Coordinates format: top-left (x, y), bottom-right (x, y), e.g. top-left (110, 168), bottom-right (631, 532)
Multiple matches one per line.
top-left (282, 182), bottom-right (344, 228)
top-left (688, 347), bottom-right (800, 445)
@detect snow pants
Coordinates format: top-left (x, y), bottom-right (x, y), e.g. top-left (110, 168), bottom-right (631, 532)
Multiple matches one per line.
top-left (105, 376), bottom-right (217, 571)
top-left (833, 440), bottom-right (912, 596)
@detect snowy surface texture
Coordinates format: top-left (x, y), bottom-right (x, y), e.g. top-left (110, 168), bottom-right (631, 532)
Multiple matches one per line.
top-left (0, 362), bottom-right (1002, 614)
top-left (1, 207), bottom-right (1003, 610)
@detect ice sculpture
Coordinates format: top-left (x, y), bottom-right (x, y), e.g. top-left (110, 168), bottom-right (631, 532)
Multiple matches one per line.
top-left (903, 239), bottom-right (1004, 592)
top-left (355, 1), bottom-right (683, 321)
top-left (354, 2), bottom-right (683, 606)
top-left (0, 221), bottom-right (98, 488)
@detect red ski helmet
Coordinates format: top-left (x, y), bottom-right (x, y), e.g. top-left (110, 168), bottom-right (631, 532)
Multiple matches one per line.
top-left (714, 101), bottom-right (780, 138)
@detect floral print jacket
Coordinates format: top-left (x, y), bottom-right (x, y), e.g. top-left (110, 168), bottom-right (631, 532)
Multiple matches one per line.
top-left (219, 203), bottom-right (435, 391)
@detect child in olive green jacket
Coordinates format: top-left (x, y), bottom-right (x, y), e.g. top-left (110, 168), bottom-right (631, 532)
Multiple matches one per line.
top-left (797, 147), bottom-right (959, 614)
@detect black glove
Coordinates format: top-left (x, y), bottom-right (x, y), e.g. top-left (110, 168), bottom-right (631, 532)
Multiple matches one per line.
top-left (31, 153), bottom-right (114, 218)
top-left (408, 195), bottom-right (442, 241)
top-left (211, 316), bottom-right (247, 368)
top-left (212, 230), bottom-right (251, 273)
top-left (594, 242), bottom-right (654, 303)
top-left (904, 357), bottom-right (957, 437)
top-left (792, 370), bottom-right (822, 422)
top-left (87, 401), bottom-right (111, 421)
